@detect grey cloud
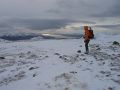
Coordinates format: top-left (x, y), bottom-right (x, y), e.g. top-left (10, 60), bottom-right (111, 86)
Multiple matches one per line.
top-left (93, 0), bottom-right (120, 17)
top-left (0, 23), bottom-right (10, 28)
top-left (0, 18), bottom-right (11, 28)
top-left (10, 18), bottom-right (77, 30)
top-left (95, 24), bottom-right (120, 30)
top-left (0, 0), bottom-right (55, 18)
top-left (0, 17), bottom-right (98, 37)
top-left (48, 0), bottom-right (119, 18)
top-left (0, 18), bottom-right (95, 34)
top-left (105, 0), bottom-right (120, 17)
top-left (0, 0), bottom-right (119, 19)
top-left (0, 18), bottom-right (78, 35)
top-left (0, 18), bottom-right (15, 34)
top-left (8, 18), bottom-right (96, 31)
top-left (48, 0), bottom-right (94, 18)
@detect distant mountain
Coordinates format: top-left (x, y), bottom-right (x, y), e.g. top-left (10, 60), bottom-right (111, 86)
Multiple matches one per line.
top-left (0, 33), bottom-right (82, 41)
top-left (0, 33), bottom-right (39, 41)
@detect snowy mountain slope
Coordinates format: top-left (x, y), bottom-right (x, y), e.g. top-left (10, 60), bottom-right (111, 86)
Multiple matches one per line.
top-left (0, 34), bottom-right (120, 90)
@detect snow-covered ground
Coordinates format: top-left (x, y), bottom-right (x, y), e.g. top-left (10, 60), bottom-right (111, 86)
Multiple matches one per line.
top-left (0, 34), bottom-right (120, 90)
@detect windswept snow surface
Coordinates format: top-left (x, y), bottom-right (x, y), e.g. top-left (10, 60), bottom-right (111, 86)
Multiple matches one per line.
top-left (0, 34), bottom-right (120, 90)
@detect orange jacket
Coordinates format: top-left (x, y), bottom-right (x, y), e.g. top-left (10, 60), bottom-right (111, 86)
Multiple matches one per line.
top-left (83, 26), bottom-right (90, 41)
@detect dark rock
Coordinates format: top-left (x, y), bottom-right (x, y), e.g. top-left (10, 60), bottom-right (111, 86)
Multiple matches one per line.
top-left (90, 63), bottom-right (93, 64)
top-left (96, 48), bottom-right (101, 50)
top-left (103, 62), bottom-right (105, 64)
top-left (106, 75), bottom-right (110, 77)
top-left (83, 58), bottom-right (86, 60)
top-left (29, 67), bottom-right (38, 70)
top-left (76, 54), bottom-right (79, 57)
top-left (45, 56), bottom-right (49, 58)
top-left (108, 87), bottom-right (113, 90)
top-left (70, 71), bottom-right (77, 74)
top-left (59, 56), bottom-right (62, 58)
top-left (77, 50), bottom-right (81, 53)
top-left (54, 53), bottom-right (60, 55)
top-left (81, 54), bottom-right (85, 56)
top-left (113, 41), bottom-right (119, 45)
top-left (29, 67), bottom-right (35, 70)
top-left (79, 45), bottom-right (82, 47)
top-left (27, 51), bottom-right (31, 54)
top-left (64, 58), bottom-right (67, 60)
top-left (0, 57), bottom-right (5, 59)
top-left (64, 87), bottom-right (69, 90)
top-left (96, 45), bottom-right (99, 47)
top-left (100, 71), bottom-right (106, 74)
top-left (33, 74), bottom-right (36, 77)
top-left (98, 58), bottom-right (104, 61)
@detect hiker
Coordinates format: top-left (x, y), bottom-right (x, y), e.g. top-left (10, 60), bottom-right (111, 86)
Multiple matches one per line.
top-left (83, 26), bottom-right (94, 54)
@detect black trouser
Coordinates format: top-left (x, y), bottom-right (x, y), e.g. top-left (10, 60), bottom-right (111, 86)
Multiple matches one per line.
top-left (85, 40), bottom-right (90, 53)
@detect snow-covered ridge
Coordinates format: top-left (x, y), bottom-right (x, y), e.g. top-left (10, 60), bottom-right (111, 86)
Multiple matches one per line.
top-left (0, 34), bottom-right (120, 90)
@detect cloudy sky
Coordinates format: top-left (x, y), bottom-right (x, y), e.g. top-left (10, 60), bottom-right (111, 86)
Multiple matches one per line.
top-left (0, 0), bottom-right (120, 36)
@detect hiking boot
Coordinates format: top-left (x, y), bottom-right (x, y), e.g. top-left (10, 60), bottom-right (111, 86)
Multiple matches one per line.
top-left (84, 51), bottom-right (89, 54)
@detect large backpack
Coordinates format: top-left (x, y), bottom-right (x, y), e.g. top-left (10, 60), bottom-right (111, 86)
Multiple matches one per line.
top-left (89, 29), bottom-right (94, 39)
